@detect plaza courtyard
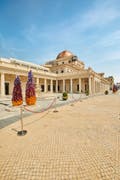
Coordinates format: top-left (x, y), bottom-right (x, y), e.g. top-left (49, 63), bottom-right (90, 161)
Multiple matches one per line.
top-left (0, 92), bottom-right (120, 180)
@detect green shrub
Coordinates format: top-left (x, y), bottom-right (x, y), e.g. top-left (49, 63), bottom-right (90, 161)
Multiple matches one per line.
top-left (62, 92), bottom-right (68, 100)
top-left (105, 90), bottom-right (109, 95)
top-left (85, 89), bottom-right (89, 96)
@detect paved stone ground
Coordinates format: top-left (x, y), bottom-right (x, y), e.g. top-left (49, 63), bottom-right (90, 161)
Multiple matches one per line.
top-left (0, 93), bottom-right (120, 179)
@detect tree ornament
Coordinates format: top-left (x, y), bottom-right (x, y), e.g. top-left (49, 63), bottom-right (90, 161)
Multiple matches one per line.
top-left (25, 70), bottom-right (36, 105)
top-left (12, 76), bottom-right (23, 106)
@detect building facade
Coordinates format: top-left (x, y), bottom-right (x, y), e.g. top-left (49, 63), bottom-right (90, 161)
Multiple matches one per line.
top-left (0, 50), bottom-right (110, 97)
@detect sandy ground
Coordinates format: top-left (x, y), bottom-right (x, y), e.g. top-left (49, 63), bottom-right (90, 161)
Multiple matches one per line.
top-left (0, 92), bottom-right (120, 180)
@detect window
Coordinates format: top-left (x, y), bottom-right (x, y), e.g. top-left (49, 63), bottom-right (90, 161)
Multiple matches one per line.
top-left (41, 85), bottom-right (44, 92)
top-left (5, 82), bottom-right (9, 95)
top-left (48, 85), bottom-right (50, 91)
top-left (62, 62), bottom-right (64, 64)
top-left (56, 71), bottom-right (58, 74)
top-left (72, 56), bottom-right (78, 61)
top-left (61, 70), bottom-right (64, 73)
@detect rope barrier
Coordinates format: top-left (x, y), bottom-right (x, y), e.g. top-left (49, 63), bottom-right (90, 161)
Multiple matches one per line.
top-left (24, 97), bottom-right (56, 113)
top-left (70, 93), bottom-right (104, 103)
top-left (70, 95), bottom-right (81, 103)
top-left (37, 96), bottom-right (55, 101)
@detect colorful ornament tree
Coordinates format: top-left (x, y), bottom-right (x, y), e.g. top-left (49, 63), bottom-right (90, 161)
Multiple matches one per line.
top-left (12, 76), bottom-right (23, 106)
top-left (25, 70), bottom-right (36, 105)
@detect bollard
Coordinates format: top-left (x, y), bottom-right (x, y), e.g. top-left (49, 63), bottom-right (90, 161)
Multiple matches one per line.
top-left (70, 92), bottom-right (74, 106)
top-left (53, 96), bottom-right (58, 113)
top-left (79, 94), bottom-right (82, 102)
top-left (17, 105), bottom-right (27, 136)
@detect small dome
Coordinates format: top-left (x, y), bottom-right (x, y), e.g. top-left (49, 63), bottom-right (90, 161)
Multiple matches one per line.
top-left (56, 50), bottom-right (73, 59)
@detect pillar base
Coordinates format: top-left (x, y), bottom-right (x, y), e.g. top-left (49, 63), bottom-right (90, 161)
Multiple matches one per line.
top-left (17, 130), bottom-right (27, 136)
top-left (53, 109), bottom-right (58, 113)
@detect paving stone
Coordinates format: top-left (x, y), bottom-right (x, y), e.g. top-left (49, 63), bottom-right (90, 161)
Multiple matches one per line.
top-left (0, 93), bottom-right (120, 179)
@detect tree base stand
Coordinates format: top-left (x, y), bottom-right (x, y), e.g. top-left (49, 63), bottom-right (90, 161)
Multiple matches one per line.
top-left (17, 130), bottom-right (27, 136)
top-left (53, 110), bottom-right (58, 113)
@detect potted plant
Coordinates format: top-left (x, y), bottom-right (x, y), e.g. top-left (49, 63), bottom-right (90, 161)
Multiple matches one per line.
top-left (105, 90), bottom-right (109, 95)
top-left (85, 89), bottom-right (89, 96)
top-left (62, 92), bottom-right (68, 100)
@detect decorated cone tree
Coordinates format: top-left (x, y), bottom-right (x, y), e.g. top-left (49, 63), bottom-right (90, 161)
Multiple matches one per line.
top-left (12, 76), bottom-right (23, 106)
top-left (25, 70), bottom-right (36, 105)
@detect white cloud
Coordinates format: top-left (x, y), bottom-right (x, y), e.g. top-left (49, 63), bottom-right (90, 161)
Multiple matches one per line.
top-left (96, 51), bottom-right (120, 64)
top-left (93, 30), bottom-right (120, 48)
top-left (22, 0), bottom-right (120, 46)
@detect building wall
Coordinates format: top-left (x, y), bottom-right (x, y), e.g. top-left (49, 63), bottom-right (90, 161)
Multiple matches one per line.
top-left (0, 56), bottom-right (111, 96)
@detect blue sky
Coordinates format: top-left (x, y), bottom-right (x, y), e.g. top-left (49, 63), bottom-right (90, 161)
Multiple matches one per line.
top-left (0, 0), bottom-right (120, 82)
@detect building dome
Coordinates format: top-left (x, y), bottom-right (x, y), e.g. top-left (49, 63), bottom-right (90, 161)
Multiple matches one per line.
top-left (56, 50), bottom-right (73, 59)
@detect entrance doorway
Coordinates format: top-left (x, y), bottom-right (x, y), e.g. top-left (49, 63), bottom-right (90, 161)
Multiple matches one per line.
top-left (53, 85), bottom-right (55, 92)
top-left (41, 85), bottom-right (44, 92)
top-left (5, 82), bottom-right (9, 95)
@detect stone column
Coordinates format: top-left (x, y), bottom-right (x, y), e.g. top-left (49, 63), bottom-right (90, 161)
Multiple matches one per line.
top-left (102, 83), bottom-right (104, 92)
top-left (98, 82), bottom-right (99, 93)
top-left (50, 79), bottom-right (53, 93)
top-left (99, 82), bottom-right (100, 92)
top-left (1, 73), bottom-right (5, 96)
top-left (100, 82), bottom-right (102, 93)
top-left (89, 77), bottom-right (92, 95)
top-left (63, 79), bottom-right (65, 92)
top-left (95, 81), bottom-right (97, 94)
top-left (56, 80), bottom-right (58, 93)
top-left (44, 79), bottom-right (47, 93)
top-left (70, 78), bottom-right (73, 93)
top-left (36, 78), bottom-right (39, 96)
top-left (36, 78), bottom-right (39, 84)
top-left (79, 78), bottom-right (81, 93)
top-left (96, 82), bottom-right (98, 93)
top-left (92, 78), bottom-right (95, 94)
top-left (36, 78), bottom-right (39, 90)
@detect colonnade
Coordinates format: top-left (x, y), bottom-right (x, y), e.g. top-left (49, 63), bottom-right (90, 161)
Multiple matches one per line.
top-left (0, 72), bottom-right (109, 96)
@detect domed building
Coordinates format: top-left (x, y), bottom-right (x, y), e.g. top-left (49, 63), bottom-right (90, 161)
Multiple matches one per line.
top-left (56, 50), bottom-right (73, 59)
top-left (44, 50), bottom-right (111, 93)
top-left (0, 50), bottom-right (111, 96)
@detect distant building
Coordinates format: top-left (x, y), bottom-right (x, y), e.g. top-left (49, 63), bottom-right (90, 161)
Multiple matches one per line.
top-left (0, 50), bottom-right (111, 96)
top-left (116, 82), bottom-right (120, 89)
top-left (105, 76), bottom-right (114, 90)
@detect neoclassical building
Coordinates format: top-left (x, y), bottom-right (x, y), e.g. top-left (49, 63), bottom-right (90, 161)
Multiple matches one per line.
top-left (0, 50), bottom-right (110, 96)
